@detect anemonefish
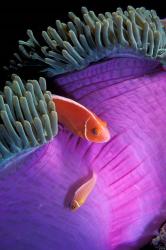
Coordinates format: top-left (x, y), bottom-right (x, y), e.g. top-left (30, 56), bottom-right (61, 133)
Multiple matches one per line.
top-left (70, 172), bottom-right (97, 211)
top-left (52, 95), bottom-right (110, 143)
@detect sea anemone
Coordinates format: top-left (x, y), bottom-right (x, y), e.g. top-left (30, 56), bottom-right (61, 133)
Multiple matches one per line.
top-left (0, 75), bottom-right (58, 164)
top-left (6, 6), bottom-right (166, 76)
top-left (1, 5), bottom-right (166, 250)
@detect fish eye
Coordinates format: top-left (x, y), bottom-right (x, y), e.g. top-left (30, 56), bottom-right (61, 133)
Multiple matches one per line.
top-left (71, 203), bottom-right (77, 210)
top-left (91, 128), bottom-right (98, 135)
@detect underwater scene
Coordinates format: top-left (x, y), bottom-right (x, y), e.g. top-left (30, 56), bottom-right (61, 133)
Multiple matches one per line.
top-left (0, 1), bottom-right (166, 249)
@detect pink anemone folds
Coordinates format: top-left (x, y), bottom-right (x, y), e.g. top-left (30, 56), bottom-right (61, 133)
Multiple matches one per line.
top-left (1, 5), bottom-right (166, 250)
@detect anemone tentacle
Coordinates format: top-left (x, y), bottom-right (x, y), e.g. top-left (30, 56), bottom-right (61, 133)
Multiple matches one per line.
top-left (6, 6), bottom-right (166, 77)
top-left (0, 75), bottom-right (58, 162)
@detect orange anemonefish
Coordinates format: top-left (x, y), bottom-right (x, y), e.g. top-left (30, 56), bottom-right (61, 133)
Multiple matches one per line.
top-left (52, 95), bottom-right (110, 143)
top-left (70, 172), bottom-right (97, 211)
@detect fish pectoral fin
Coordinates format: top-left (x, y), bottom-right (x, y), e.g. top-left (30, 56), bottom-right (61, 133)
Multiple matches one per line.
top-left (102, 121), bottom-right (107, 127)
top-left (77, 130), bottom-right (83, 138)
top-left (78, 199), bottom-right (84, 205)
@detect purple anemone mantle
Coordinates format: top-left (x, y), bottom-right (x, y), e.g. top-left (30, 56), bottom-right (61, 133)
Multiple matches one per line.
top-left (0, 56), bottom-right (166, 250)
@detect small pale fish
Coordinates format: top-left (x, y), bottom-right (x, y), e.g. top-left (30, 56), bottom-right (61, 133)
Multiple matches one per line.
top-left (70, 172), bottom-right (97, 211)
top-left (52, 95), bottom-right (110, 143)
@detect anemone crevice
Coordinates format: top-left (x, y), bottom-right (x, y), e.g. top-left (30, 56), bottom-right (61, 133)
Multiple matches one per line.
top-left (0, 75), bottom-right (58, 161)
top-left (6, 6), bottom-right (166, 77)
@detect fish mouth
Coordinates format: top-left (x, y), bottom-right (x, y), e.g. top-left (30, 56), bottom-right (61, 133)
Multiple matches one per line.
top-left (90, 127), bottom-right (111, 143)
top-left (101, 129), bottom-right (111, 143)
